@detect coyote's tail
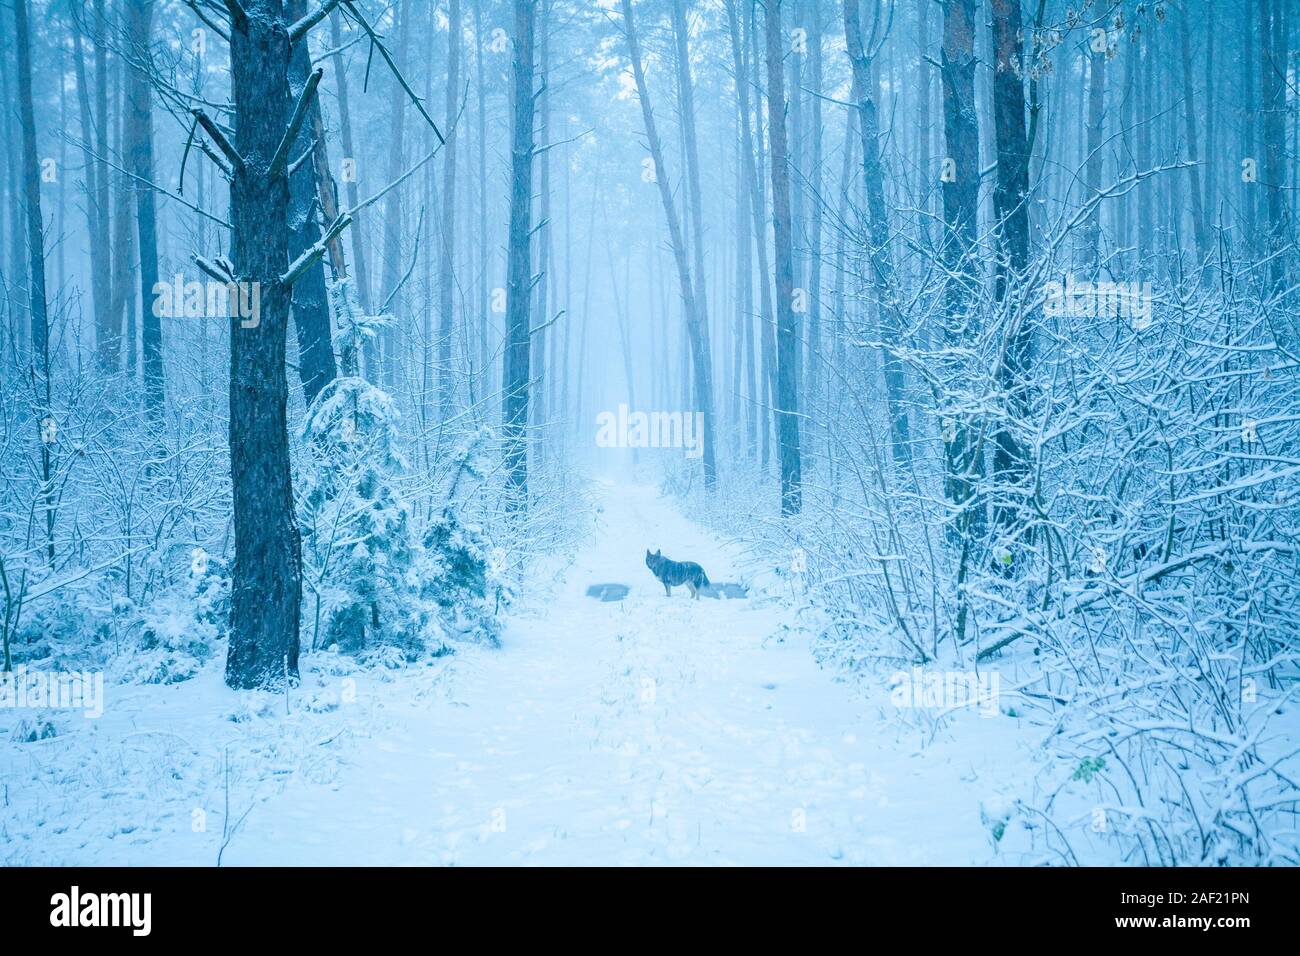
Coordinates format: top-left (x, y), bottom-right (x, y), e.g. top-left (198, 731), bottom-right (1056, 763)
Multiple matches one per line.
top-left (700, 570), bottom-right (711, 588)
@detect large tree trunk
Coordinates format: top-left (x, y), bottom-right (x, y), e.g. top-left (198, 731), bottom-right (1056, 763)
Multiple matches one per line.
top-left (670, 0), bottom-right (716, 482)
top-left (765, 0), bottom-right (802, 514)
top-left (733, 111), bottom-right (756, 460)
top-left (988, 0), bottom-right (1033, 533)
top-left (330, 10), bottom-right (374, 339)
top-left (13, 0), bottom-right (46, 352)
top-left (1, 29), bottom-right (23, 358)
top-left (126, 0), bottom-right (164, 416)
top-left (724, 0), bottom-right (775, 469)
top-left (92, 0), bottom-right (112, 343)
top-left (1260, 0), bottom-right (1288, 296)
top-left (378, 0), bottom-right (412, 386)
top-left (503, 0), bottom-right (537, 512)
top-left (1083, 25), bottom-right (1106, 270)
top-left (109, 53), bottom-right (137, 377)
top-left (286, 0), bottom-right (337, 409)
top-left (224, 0), bottom-right (302, 688)
top-left (805, 0), bottom-right (824, 430)
top-left (939, 0), bottom-right (983, 536)
top-left (72, 10), bottom-right (114, 371)
top-left (474, 0), bottom-right (492, 404)
top-left (843, 0), bottom-right (909, 467)
top-left (1177, 8), bottom-right (1209, 259)
top-left (439, 0), bottom-right (462, 419)
top-left (620, 0), bottom-right (716, 486)
top-left (750, 3), bottom-right (777, 471)
top-left (14, 0), bottom-right (54, 561)
top-left (531, 0), bottom-right (550, 447)
top-left (107, 16), bottom-right (138, 376)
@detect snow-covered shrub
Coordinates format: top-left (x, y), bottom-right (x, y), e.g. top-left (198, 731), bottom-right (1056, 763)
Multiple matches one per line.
top-left (10, 582), bottom-right (115, 670)
top-left (299, 375), bottom-right (423, 656)
top-left (417, 512), bottom-right (505, 643)
top-left (298, 378), bottom-right (507, 658)
top-left (716, 219), bottom-right (1300, 863)
top-left (114, 563), bottom-right (229, 685)
top-left (9, 715), bottom-right (59, 743)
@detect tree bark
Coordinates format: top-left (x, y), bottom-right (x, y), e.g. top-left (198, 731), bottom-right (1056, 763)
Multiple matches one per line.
top-left (1083, 26), bottom-right (1106, 270)
top-left (330, 10), bottom-right (374, 330)
top-left (724, 0), bottom-right (775, 469)
top-left (126, 0), bottom-right (164, 416)
top-left (439, 0), bottom-right (462, 419)
top-left (843, 0), bottom-right (909, 466)
top-left (940, 0), bottom-right (983, 536)
top-left (1260, 0), bottom-right (1288, 294)
top-left (14, 0), bottom-right (54, 561)
top-left (474, 0), bottom-right (491, 403)
top-left (988, 0), bottom-right (1033, 532)
top-left (806, 0), bottom-right (824, 428)
top-left (72, 10), bottom-right (114, 371)
top-left (765, 0), bottom-right (802, 514)
top-left (1177, 9), bottom-right (1209, 258)
top-left (378, 0), bottom-right (412, 386)
top-left (286, 0), bottom-right (338, 409)
top-left (671, 0), bottom-right (715, 449)
top-left (503, 0), bottom-right (537, 512)
top-left (620, 0), bottom-right (717, 486)
top-left (224, 0), bottom-right (303, 688)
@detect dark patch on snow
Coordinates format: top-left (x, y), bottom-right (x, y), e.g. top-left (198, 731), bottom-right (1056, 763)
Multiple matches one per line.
top-left (700, 582), bottom-right (749, 600)
top-left (586, 583), bottom-right (630, 602)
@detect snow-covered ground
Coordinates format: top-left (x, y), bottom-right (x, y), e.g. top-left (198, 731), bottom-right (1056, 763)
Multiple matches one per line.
top-left (3, 482), bottom-right (1049, 865)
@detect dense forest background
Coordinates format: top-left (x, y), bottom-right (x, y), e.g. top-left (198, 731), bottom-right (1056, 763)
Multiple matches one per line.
top-left (2, 0), bottom-right (1298, 865)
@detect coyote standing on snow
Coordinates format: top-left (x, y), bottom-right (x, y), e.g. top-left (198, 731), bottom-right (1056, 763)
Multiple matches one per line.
top-left (645, 549), bottom-right (711, 599)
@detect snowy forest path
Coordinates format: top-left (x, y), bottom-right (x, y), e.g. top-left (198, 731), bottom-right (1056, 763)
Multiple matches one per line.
top-left (233, 482), bottom-right (1009, 865)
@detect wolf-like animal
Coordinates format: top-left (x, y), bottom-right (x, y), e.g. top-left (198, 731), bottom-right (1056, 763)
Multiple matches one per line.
top-left (645, 549), bottom-right (711, 599)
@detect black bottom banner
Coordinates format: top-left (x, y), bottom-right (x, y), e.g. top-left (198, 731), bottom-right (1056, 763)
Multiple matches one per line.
top-left (0, 865), bottom-right (1283, 941)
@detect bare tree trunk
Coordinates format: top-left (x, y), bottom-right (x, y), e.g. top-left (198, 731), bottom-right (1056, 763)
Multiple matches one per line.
top-left (224, 0), bottom-right (302, 688)
top-left (503, 0), bottom-right (537, 511)
top-left (14, 0), bottom-right (54, 561)
top-left (440, 0), bottom-right (462, 419)
top-left (110, 38), bottom-right (137, 377)
top-left (1202, 5), bottom-right (1217, 238)
top-left (940, 0), bottom-right (985, 569)
top-left (750, 3), bottom-right (777, 471)
top-left (72, 11), bottom-right (114, 370)
top-left (330, 10), bottom-right (374, 347)
top-left (532, 0), bottom-right (550, 446)
top-left (1260, 0), bottom-right (1289, 295)
top-left (805, 0), bottom-right (824, 432)
top-left (620, 0), bottom-right (716, 486)
top-left (286, 0), bottom-right (337, 408)
top-left (92, 0), bottom-right (111, 307)
top-left (0, 30), bottom-right (25, 358)
top-left (725, 0), bottom-right (774, 469)
top-left (674, 0), bottom-right (717, 480)
top-left (733, 114), bottom-right (756, 460)
top-left (1137, 24), bottom-right (1153, 264)
top-left (474, 0), bottom-right (491, 405)
top-left (1177, 8), bottom-right (1209, 258)
top-left (989, 0), bottom-right (1033, 533)
top-left (765, 0), bottom-right (802, 514)
top-left (1083, 28), bottom-right (1106, 271)
top-left (378, 0), bottom-right (412, 386)
top-left (843, 0), bottom-right (909, 466)
top-left (126, 0), bottom-right (163, 416)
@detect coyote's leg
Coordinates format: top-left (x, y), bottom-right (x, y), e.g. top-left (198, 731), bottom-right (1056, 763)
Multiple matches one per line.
top-left (664, 582), bottom-right (671, 597)
top-left (687, 582), bottom-right (698, 599)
